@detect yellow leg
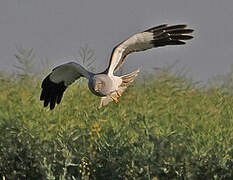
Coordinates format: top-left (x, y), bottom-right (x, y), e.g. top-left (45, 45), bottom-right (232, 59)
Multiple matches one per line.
top-left (116, 90), bottom-right (122, 97)
top-left (111, 96), bottom-right (119, 103)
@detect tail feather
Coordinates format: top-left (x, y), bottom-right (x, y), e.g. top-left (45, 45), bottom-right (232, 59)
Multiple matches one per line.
top-left (98, 69), bottom-right (140, 108)
top-left (120, 69), bottom-right (140, 87)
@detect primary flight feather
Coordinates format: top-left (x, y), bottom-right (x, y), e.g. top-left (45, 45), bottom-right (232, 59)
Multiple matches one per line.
top-left (40, 24), bottom-right (194, 110)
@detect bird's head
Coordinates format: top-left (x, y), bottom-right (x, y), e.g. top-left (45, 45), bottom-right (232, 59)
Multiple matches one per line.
top-left (93, 78), bottom-right (104, 92)
top-left (88, 74), bottom-right (112, 96)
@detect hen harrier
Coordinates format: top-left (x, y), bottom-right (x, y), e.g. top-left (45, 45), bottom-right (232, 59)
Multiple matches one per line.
top-left (40, 24), bottom-right (194, 110)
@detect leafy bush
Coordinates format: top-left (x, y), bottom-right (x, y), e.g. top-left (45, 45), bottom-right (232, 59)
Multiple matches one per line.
top-left (0, 48), bottom-right (232, 179)
top-left (0, 68), bottom-right (232, 179)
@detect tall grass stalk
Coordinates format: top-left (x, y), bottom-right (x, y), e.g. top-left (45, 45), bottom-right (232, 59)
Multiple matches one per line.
top-left (0, 48), bottom-right (232, 179)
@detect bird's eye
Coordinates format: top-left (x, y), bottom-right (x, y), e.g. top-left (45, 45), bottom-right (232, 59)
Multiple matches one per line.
top-left (97, 83), bottom-right (102, 87)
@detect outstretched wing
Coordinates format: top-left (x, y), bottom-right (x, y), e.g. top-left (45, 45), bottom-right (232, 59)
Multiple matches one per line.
top-left (106, 24), bottom-right (194, 75)
top-left (40, 62), bottom-right (92, 110)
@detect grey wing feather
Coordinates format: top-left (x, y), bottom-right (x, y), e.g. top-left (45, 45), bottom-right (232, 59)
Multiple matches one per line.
top-left (106, 24), bottom-right (194, 75)
top-left (40, 62), bottom-right (92, 110)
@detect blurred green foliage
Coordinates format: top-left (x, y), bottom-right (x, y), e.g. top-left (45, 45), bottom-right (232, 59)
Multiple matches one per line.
top-left (0, 71), bottom-right (232, 180)
top-left (0, 48), bottom-right (232, 179)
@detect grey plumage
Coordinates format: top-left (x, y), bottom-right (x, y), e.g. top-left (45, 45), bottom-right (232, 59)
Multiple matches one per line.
top-left (40, 24), bottom-right (194, 110)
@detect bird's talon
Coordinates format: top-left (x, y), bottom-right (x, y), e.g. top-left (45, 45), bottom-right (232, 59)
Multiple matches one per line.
top-left (111, 96), bottom-right (119, 103)
top-left (116, 90), bottom-right (122, 97)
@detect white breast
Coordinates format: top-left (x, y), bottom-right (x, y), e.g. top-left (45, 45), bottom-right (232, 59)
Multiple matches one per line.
top-left (109, 75), bottom-right (122, 91)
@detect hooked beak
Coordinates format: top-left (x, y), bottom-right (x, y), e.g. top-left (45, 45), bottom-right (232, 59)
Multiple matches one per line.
top-left (94, 83), bottom-right (102, 91)
top-left (94, 85), bottom-right (98, 91)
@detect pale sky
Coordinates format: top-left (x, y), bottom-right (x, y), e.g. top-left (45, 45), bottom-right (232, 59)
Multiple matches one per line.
top-left (0, 0), bottom-right (233, 81)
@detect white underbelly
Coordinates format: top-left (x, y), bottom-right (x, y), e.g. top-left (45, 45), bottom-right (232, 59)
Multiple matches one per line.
top-left (109, 75), bottom-right (122, 92)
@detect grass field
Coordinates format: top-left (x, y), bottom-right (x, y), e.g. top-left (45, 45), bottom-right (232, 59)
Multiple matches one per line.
top-left (0, 68), bottom-right (232, 180)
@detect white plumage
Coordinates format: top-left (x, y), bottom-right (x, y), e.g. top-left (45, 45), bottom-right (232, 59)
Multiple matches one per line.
top-left (40, 24), bottom-right (194, 110)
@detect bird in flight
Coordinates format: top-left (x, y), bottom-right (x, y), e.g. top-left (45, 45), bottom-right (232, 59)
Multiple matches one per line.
top-left (40, 24), bottom-right (194, 110)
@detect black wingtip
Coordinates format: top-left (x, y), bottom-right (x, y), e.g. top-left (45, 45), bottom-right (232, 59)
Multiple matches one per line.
top-left (170, 35), bottom-right (193, 40)
top-left (163, 24), bottom-right (187, 30)
top-left (167, 29), bottom-right (194, 35)
top-left (150, 24), bottom-right (194, 48)
top-left (40, 74), bottom-right (67, 110)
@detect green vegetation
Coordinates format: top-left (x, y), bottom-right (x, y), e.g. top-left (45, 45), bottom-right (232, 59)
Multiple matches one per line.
top-left (0, 48), bottom-right (232, 179)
